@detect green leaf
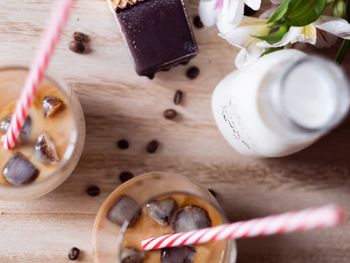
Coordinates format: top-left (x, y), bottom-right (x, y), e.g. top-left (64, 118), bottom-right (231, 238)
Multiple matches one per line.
top-left (254, 24), bottom-right (290, 44)
top-left (268, 0), bottom-right (327, 27)
top-left (268, 0), bottom-right (292, 25)
top-left (285, 0), bottom-right (327, 26)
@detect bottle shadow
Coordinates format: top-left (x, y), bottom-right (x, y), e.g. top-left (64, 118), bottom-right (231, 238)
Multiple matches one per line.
top-left (262, 114), bottom-right (350, 189)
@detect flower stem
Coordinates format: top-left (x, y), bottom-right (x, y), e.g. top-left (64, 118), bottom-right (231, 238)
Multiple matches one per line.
top-left (336, 0), bottom-right (350, 64)
top-left (336, 40), bottom-right (350, 64)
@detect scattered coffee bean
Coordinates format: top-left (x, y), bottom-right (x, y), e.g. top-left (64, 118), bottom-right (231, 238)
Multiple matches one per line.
top-left (208, 189), bottom-right (217, 197)
top-left (69, 41), bottom-right (85, 54)
top-left (186, 66), bottom-right (200, 80)
top-left (173, 90), bottom-right (184, 105)
top-left (73, 31), bottom-right (90, 42)
top-left (119, 171), bottom-right (134, 183)
top-left (244, 4), bottom-right (256, 16)
top-left (193, 15), bottom-right (204, 29)
top-left (86, 185), bottom-right (100, 197)
top-left (117, 139), bottom-right (129, 150)
top-left (163, 109), bottom-right (178, 120)
top-left (68, 247), bottom-right (80, 261)
top-left (146, 140), bottom-right (159, 154)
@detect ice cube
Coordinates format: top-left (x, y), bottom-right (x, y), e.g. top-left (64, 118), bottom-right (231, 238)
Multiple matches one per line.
top-left (173, 205), bottom-right (212, 233)
top-left (121, 247), bottom-right (145, 263)
top-left (3, 152), bottom-right (40, 186)
top-left (107, 195), bottom-right (140, 227)
top-left (35, 133), bottom-right (59, 164)
top-left (161, 246), bottom-right (196, 263)
top-left (0, 116), bottom-right (10, 134)
top-left (0, 115), bottom-right (32, 140)
top-left (42, 96), bottom-right (64, 118)
top-left (146, 198), bottom-right (177, 226)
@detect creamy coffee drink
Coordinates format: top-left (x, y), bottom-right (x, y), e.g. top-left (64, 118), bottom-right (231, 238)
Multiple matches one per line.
top-left (92, 172), bottom-right (236, 263)
top-left (0, 66), bottom-right (85, 200)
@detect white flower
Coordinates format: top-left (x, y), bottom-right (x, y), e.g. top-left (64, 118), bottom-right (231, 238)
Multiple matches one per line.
top-left (219, 16), bottom-right (268, 67)
top-left (316, 16), bottom-right (350, 39)
top-left (258, 16), bottom-right (350, 48)
top-left (223, 15), bottom-right (350, 68)
top-left (199, 0), bottom-right (262, 29)
top-left (257, 24), bottom-right (317, 48)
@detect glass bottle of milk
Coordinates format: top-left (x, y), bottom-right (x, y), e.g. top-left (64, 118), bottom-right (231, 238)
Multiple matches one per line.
top-left (212, 49), bottom-right (350, 158)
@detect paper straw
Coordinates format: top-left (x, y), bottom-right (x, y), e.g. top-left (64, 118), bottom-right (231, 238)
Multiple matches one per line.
top-left (142, 205), bottom-right (344, 251)
top-left (1, 0), bottom-right (74, 150)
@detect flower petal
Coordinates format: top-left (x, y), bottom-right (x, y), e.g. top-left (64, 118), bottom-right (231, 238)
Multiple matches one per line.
top-left (217, 0), bottom-right (245, 33)
top-left (220, 17), bottom-right (268, 47)
top-left (244, 0), bottom-right (262, 11)
top-left (257, 25), bottom-right (317, 48)
top-left (199, 0), bottom-right (220, 27)
top-left (216, 16), bottom-right (267, 68)
top-left (316, 16), bottom-right (350, 39)
top-left (259, 4), bottom-right (278, 19)
top-left (270, 0), bottom-right (281, 4)
top-left (316, 30), bottom-right (338, 48)
top-left (301, 24), bottom-right (318, 44)
top-left (235, 39), bottom-right (264, 68)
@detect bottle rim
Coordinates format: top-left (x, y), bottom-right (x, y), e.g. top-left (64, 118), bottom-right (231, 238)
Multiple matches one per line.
top-left (270, 55), bottom-right (350, 135)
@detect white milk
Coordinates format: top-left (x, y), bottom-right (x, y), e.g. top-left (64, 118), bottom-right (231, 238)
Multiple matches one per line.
top-left (212, 50), bottom-right (350, 158)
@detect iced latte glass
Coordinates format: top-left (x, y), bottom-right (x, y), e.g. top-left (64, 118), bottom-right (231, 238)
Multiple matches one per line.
top-left (92, 172), bottom-right (237, 263)
top-left (0, 65), bottom-right (85, 200)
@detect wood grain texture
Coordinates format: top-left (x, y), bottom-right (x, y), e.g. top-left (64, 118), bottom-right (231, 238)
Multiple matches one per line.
top-left (0, 0), bottom-right (350, 262)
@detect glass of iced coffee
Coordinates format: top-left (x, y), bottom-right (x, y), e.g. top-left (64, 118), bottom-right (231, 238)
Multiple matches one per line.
top-left (0, 65), bottom-right (85, 200)
top-left (92, 172), bottom-right (237, 263)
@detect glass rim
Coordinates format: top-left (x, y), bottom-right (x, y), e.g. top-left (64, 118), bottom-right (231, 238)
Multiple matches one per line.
top-left (92, 172), bottom-right (237, 263)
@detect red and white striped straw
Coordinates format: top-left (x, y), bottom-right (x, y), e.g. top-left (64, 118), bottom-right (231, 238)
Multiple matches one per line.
top-left (142, 205), bottom-right (344, 251)
top-left (1, 0), bottom-right (74, 150)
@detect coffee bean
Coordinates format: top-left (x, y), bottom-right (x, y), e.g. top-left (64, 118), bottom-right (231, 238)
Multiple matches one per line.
top-left (186, 66), bottom-right (200, 80)
top-left (73, 31), bottom-right (90, 42)
top-left (119, 171), bottom-right (134, 183)
top-left (173, 90), bottom-right (184, 105)
top-left (68, 247), bottom-right (80, 261)
top-left (163, 109), bottom-right (178, 120)
top-left (193, 15), bottom-right (204, 29)
top-left (147, 140), bottom-right (159, 154)
top-left (87, 185), bottom-right (100, 197)
top-left (208, 189), bottom-right (217, 197)
top-left (69, 41), bottom-right (85, 54)
top-left (117, 139), bottom-right (129, 150)
top-left (244, 4), bottom-right (256, 16)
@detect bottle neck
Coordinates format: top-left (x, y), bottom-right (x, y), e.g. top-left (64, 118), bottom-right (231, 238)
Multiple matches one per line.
top-left (261, 55), bottom-right (350, 139)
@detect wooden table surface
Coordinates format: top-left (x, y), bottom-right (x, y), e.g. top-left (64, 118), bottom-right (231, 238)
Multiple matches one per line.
top-left (1, 0), bottom-right (350, 262)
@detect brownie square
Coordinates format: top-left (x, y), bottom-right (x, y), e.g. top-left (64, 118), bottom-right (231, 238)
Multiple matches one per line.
top-left (116, 0), bottom-right (198, 78)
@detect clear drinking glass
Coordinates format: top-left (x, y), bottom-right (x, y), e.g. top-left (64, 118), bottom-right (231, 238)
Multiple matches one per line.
top-left (0, 65), bottom-right (85, 200)
top-left (92, 172), bottom-right (237, 263)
